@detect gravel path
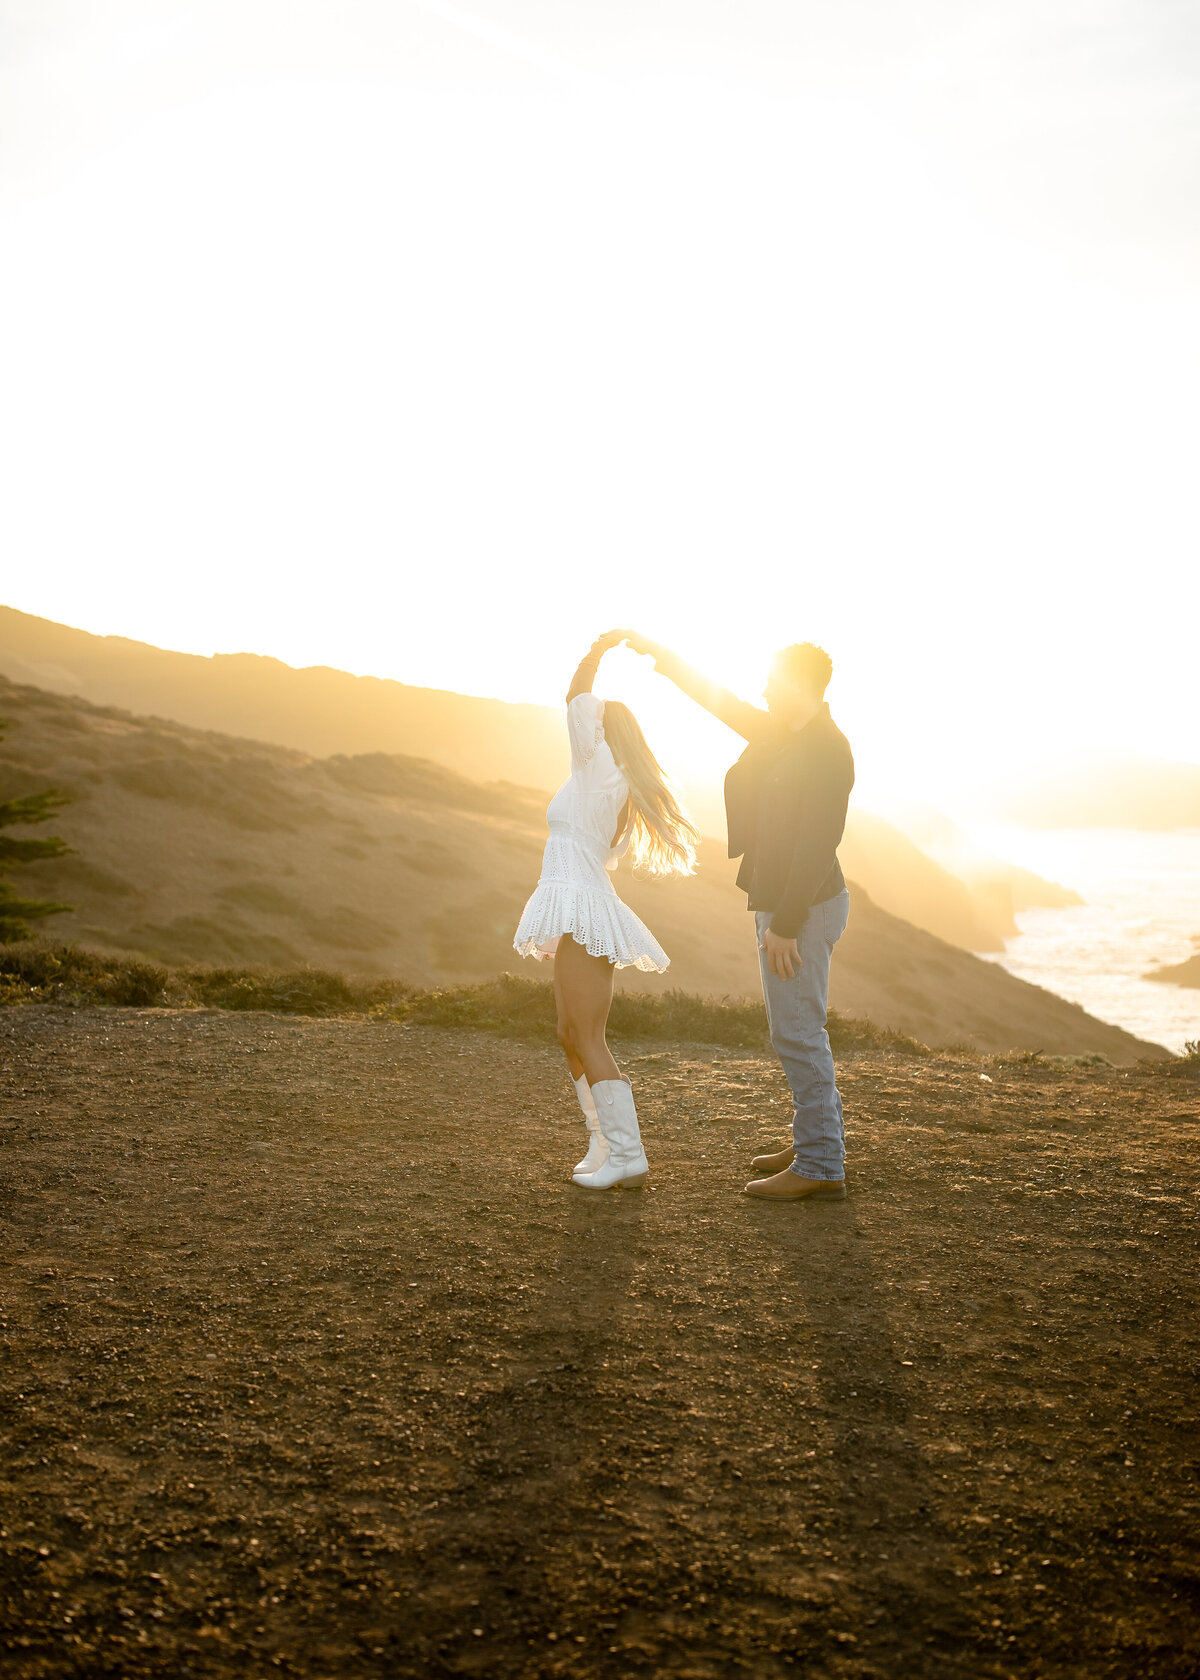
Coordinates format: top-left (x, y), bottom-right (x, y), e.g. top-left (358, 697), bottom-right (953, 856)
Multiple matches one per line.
top-left (1, 1008), bottom-right (1197, 1678)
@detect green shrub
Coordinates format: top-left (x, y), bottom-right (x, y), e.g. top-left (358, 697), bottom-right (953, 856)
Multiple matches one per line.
top-left (185, 966), bottom-right (399, 1016)
top-left (0, 718), bottom-right (74, 939)
top-left (0, 940), bottom-right (932, 1056)
top-left (0, 941), bottom-right (167, 1006)
top-left (382, 972), bottom-right (929, 1054)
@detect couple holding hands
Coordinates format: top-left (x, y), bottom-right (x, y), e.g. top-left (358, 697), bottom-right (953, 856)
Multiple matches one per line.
top-left (513, 629), bottom-right (854, 1201)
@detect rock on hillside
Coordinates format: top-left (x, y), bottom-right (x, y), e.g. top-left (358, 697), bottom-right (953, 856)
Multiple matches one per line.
top-left (1146, 949), bottom-right (1200, 989)
top-left (0, 675), bottom-right (1165, 1062)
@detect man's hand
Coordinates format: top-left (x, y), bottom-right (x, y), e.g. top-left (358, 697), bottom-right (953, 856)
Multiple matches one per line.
top-left (760, 927), bottom-right (802, 980)
top-left (589, 630), bottom-right (625, 657)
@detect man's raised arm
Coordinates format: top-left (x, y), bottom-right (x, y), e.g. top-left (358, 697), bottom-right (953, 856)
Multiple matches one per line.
top-left (611, 630), bottom-right (767, 742)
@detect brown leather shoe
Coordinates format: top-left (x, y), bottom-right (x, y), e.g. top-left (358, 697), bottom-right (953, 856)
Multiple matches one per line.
top-left (743, 1167), bottom-right (847, 1201)
top-left (751, 1144), bottom-right (796, 1173)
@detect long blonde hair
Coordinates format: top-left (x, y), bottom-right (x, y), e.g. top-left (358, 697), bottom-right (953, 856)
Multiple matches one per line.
top-left (602, 700), bottom-right (700, 877)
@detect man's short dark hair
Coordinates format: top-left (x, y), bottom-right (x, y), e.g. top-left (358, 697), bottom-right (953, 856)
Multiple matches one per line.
top-left (776, 642), bottom-right (833, 697)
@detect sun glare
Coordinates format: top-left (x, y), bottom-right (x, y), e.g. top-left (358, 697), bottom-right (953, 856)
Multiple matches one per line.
top-left (1, 3), bottom-right (1198, 814)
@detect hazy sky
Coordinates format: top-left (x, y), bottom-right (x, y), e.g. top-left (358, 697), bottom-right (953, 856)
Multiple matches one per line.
top-left (2, 0), bottom-right (1198, 809)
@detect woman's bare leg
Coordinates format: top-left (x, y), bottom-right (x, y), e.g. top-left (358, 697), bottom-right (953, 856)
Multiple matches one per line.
top-left (554, 935), bottom-right (621, 1086)
top-left (552, 948), bottom-right (587, 1081)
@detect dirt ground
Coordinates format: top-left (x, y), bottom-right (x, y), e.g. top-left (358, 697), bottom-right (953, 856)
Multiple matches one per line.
top-left (1, 1008), bottom-right (1197, 1680)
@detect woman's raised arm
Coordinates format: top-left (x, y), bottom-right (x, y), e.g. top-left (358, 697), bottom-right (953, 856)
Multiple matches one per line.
top-left (566, 631), bottom-right (624, 703)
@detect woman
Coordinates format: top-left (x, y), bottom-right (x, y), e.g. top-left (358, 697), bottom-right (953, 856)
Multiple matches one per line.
top-left (514, 631), bottom-right (699, 1189)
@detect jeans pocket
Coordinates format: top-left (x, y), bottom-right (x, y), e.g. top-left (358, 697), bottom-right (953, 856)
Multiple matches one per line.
top-left (823, 892), bottom-right (849, 944)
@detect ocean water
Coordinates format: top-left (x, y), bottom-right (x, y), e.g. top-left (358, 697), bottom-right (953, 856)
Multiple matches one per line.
top-left (966, 825), bottom-right (1200, 1055)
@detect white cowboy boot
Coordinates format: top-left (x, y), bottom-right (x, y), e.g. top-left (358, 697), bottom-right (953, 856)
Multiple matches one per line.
top-left (572, 1078), bottom-right (649, 1190)
top-left (572, 1075), bottom-right (610, 1175)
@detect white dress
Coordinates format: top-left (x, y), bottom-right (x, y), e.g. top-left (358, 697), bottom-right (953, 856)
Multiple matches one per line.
top-left (513, 693), bottom-right (670, 972)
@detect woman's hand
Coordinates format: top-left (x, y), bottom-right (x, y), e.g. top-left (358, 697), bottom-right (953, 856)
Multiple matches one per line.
top-left (589, 630), bottom-right (626, 657)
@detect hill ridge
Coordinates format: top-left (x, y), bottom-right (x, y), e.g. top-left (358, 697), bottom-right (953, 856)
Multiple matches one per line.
top-left (0, 669), bottom-right (1166, 1062)
top-left (0, 603), bottom-right (1086, 953)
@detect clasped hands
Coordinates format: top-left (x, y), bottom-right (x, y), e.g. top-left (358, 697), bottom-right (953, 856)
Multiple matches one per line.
top-left (586, 628), bottom-right (653, 660)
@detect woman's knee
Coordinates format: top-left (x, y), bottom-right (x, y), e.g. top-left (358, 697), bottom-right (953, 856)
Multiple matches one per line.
top-left (556, 1019), bottom-right (577, 1055)
top-left (566, 1023), bottom-right (606, 1058)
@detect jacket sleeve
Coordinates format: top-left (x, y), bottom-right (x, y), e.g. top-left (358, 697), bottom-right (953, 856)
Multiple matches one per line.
top-left (648, 644), bottom-right (769, 743)
top-left (768, 754), bottom-right (853, 939)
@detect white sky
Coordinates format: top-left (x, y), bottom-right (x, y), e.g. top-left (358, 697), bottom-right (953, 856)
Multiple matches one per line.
top-left (2, 0), bottom-right (1199, 812)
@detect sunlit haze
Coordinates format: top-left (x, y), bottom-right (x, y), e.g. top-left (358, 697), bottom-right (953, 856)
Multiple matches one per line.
top-left (3, 0), bottom-right (1199, 815)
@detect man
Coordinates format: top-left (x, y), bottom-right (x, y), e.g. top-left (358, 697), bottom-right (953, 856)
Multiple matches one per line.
top-left (614, 632), bottom-right (854, 1201)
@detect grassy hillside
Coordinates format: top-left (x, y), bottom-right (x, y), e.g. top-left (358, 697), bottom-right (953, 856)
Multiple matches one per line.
top-left (0, 673), bottom-right (1164, 1061)
top-left (1, 604), bottom-right (1071, 953)
top-left (0, 602), bottom-right (568, 792)
top-left (841, 809), bottom-right (1011, 951)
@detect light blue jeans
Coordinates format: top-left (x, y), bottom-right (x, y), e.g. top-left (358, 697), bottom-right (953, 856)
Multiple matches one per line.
top-left (755, 888), bottom-right (850, 1181)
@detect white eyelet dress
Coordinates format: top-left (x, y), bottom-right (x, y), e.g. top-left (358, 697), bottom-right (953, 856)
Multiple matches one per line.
top-left (513, 693), bottom-right (670, 972)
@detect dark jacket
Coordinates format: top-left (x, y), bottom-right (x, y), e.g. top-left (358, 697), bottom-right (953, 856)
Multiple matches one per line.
top-left (723, 703), bottom-right (855, 939)
top-left (645, 646), bottom-right (854, 940)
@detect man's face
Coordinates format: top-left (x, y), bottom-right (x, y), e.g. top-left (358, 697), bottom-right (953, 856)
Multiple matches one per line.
top-left (764, 660), bottom-right (818, 726)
